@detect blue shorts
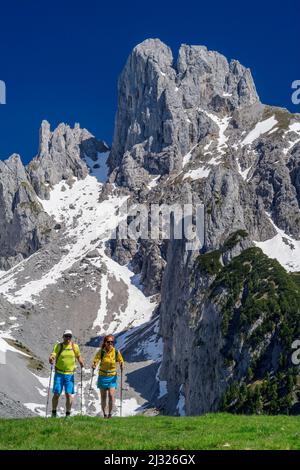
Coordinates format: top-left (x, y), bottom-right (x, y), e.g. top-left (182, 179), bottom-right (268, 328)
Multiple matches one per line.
top-left (97, 375), bottom-right (117, 389)
top-left (53, 372), bottom-right (75, 395)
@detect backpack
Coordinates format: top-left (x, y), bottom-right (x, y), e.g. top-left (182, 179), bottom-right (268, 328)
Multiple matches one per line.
top-left (55, 341), bottom-right (76, 369)
top-left (100, 347), bottom-right (119, 363)
top-left (99, 348), bottom-right (120, 375)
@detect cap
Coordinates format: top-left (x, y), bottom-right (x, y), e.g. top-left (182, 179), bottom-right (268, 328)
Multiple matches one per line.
top-left (63, 329), bottom-right (73, 336)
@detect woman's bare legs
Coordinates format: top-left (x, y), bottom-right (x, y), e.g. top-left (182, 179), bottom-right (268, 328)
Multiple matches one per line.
top-left (100, 389), bottom-right (108, 417)
top-left (108, 387), bottom-right (115, 417)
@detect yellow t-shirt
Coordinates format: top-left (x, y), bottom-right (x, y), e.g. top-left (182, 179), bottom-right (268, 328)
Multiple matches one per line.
top-left (93, 347), bottom-right (124, 376)
top-left (51, 342), bottom-right (81, 375)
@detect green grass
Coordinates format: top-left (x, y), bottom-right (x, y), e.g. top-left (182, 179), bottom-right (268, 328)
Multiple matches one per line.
top-left (0, 414), bottom-right (299, 450)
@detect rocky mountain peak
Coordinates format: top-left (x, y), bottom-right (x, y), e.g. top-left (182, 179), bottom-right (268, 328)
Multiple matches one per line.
top-left (0, 152), bottom-right (52, 271)
top-left (1, 153), bottom-right (26, 177)
top-left (28, 121), bottom-right (109, 199)
top-left (108, 39), bottom-right (259, 188)
top-left (176, 43), bottom-right (259, 109)
top-left (133, 38), bottom-right (174, 68)
top-left (0, 120), bottom-right (109, 271)
top-left (39, 120), bottom-right (51, 157)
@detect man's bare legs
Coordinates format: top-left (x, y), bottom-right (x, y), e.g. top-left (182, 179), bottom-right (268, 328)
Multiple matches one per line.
top-left (52, 393), bottom-right (73, 416)
top-left (66, 393), bottom-right (73, 413)
top-left (52, 393), bottom-right (59, 414)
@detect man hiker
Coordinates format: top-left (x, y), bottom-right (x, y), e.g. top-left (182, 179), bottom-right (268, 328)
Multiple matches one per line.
top-left (49, 329), bottom-right (84, 417)
top-left (92, 334), bottom-right (124, 418)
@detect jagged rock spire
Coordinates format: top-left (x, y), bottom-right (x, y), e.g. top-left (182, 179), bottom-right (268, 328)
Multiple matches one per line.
top-left (27, 121), bottom-right (108, 199)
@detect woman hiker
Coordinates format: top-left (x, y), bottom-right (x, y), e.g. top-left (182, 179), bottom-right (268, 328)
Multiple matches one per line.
top-left (49, 329), bottom-right (84, 417)
top-left (92, 334), bottom-right (124, 418)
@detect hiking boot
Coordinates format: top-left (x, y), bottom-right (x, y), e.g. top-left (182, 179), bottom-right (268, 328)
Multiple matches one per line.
top-left (107, 414), bottom-right (112, 419)
top-left (65, 411), bottom-right (71, 418)
top-left (51, 410), bottom-right (57, 418)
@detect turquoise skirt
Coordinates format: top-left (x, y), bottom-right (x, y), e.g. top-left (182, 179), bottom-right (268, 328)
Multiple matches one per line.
top-left (97, 374), bottom-right (118, 389)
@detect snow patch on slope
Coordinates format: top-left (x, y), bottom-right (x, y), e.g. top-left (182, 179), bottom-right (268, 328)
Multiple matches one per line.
top-left (83, 151), bottom-right (110, 183)
top-left (182, 144), bottom-right (198, 167)
top-left (283, 121), bottom-right (300, 155)
top-left (0, 177), bottom-right (127, 305)
top-left (41, 175), bottom-right (157, 335)
top-left (0, 173), bottom-right (157, 340)
top-left (176, 384), bottom-right (186, 416)
top-left (183, 166), bottom-right (211, 181)
top-left (133, 318), bottom-right (163, 362)
top-left (148, 175), bottom-right (161, 189)
top-left (236, 150), bottom-right (257, 182)
top-left (115, 397), bottom-right (142, 417)
top-left (182, 111), bottom-right (231, 181)
top-left (236, 161), bottom-right (252, 181)
top-left (254, 213), bottom-right (300, 271)
top-left (201, 110), bottom-right (231, 156)
top-left (0, 334), bottom-right (29, 360)
top-left (242, 116), bottom-right (277, 146)
top-left (91, 254), bottom-right (156, 334)
top-left (156, 363), bottom-right (168, 399)
top-left (23, 403), bottom-right (45, 416)
top-left (2, 180), bottom-right (118, 302)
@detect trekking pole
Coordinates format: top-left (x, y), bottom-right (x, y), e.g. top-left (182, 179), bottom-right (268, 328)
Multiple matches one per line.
top-left (120, 368), bottom-right (123, 418)
top-left (86, 369), bottom-right (95, 416)
top-left (80, 366), bottom-right (83, 416)
top-left (46, 364), bottom-right (54, 418)
top-left (89, 369), bottom-right (95, 395)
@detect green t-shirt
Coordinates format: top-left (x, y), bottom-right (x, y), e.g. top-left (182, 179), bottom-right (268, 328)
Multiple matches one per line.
top-left (52, 342), bottom-right (80, 374)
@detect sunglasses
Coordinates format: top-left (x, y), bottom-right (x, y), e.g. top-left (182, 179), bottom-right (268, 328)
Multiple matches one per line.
top-left (64, 335), bottom-right (72, 339)
top-left (106, 340), bottom-right (114, 344)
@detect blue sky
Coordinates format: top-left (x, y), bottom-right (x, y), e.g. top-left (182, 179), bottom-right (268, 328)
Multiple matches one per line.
top-left (0, 0), bottom-right (299, 164)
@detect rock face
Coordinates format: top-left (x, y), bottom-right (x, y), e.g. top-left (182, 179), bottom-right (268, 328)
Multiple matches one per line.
top-left (107, 39), bottom-right (300, 415)
top-left (0, 154), bottom-right (52, 270)
top-left (27, 121), bottom-right (109, 199)
top-left (0, 391), bottom-right (35, 418)
top-left (108, 38), bottom-right (259, 189)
